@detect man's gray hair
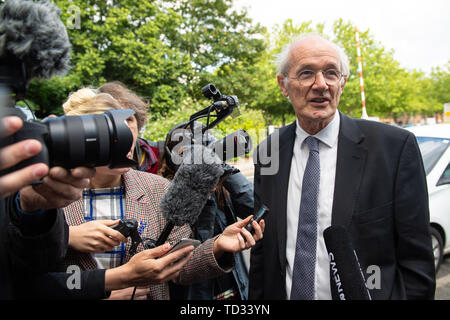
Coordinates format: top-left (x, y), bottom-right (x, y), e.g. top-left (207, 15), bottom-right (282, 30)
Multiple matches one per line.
top-left (275, 33), bottom-right (350, 82)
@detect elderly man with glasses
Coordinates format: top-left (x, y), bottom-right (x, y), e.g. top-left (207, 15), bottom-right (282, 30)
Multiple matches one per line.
top-left (248, 34), bottom-right (435, 300)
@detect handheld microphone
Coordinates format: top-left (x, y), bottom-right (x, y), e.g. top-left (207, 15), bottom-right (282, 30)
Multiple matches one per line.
top-left (156, 144), bottom-right (224, 246)
top-left (323, 225), bottom-right (371, 300)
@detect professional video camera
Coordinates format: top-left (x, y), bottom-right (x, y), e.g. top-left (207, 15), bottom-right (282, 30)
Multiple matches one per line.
top-left (0, 0), bottom-right (136, 177)
top-left (164, 83), bottom-right (252, 172)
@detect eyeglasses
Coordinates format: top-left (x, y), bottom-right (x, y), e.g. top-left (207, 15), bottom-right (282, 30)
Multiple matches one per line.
top-left (289, 69), bottom-right (343, 87)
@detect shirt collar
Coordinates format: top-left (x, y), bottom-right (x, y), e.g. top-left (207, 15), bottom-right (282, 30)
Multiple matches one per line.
top-left (295, 111), bottom-right (340, 148)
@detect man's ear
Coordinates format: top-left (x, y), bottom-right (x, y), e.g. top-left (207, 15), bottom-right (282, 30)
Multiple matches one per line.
top-left (277, 74), bottom-right (289, 97)
top-left (340, 76), bottom-right (347, 91)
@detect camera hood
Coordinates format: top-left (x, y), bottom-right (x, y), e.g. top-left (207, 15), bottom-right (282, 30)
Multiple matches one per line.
top-left (42, 109), bottom-right (138, 169)
top-left (105, 109), bottom-right (138, 168)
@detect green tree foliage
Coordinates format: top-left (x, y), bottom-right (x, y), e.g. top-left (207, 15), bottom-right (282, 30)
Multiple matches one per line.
top-left (143, 96), bottom-right (199, 141)
top-left (164, 0), bottom-right (264, 73)
top-left (429, 62), bottom-right (450, 110)
top-left (333, 19), bottom-right (406, 117)
top-left (22, 1), bottom-right (448, 127)
top-left (333, 20), bottom-right (449, 120)
top-left (29, 0), bottom-right (193, 118)
top-left (245, 18), bottom-right (449, 124)
top-left (162, 0), bottom-right (267, 112)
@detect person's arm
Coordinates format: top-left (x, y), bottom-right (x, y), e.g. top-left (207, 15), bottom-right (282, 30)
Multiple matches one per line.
top-left (394, 133), bottom-right (436, 299)
top-left (10, 192), bottom-right (59, 237)
top-left (6, 199), bottom-right (69, 274)
top-left (68, 220), bottom-right (127, 253)
top-left (212, 215), bottom-right (264, 259)
top-left (18, 166), bottom-right (94, 213)
top-left (105, 243), bottom-right (194, 290)
top-left (0, 116), bottom-right (94, 290)
top-left (6, 165), bottom-right (95, 272)
top-left (18, 243), bottom-right (194, 299)
top-left (222, 170), bottom-right (254, 219)
top-left (175, 214), bottom-right (264, 286)
top-left (18, 269), bottom-right (108, 300)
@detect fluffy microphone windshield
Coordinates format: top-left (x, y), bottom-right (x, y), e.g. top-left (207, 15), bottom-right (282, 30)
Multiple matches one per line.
top-left (160, 144), bottom-right (224, 226)
top-left (0, 0), bottom-right (71, 79)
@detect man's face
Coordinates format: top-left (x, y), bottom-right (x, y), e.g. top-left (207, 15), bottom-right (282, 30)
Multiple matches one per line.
top-left (278, 37), bottom-right (346, 133)
top-left (125, 114), bottom-right (138, 160)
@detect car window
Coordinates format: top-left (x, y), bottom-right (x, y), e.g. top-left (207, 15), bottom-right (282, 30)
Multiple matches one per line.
top-left (416, 137), bottom-right (450, 175)
top-left (437, 162), bottom-right (450, 186)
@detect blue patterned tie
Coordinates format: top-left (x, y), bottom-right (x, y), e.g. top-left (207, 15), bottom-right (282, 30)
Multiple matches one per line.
top-left (290, 136), bottom-right (320, 300)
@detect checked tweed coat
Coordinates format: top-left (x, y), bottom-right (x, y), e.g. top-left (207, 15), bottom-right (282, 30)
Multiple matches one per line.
top-left (62, 169), bottom-right (232, 300)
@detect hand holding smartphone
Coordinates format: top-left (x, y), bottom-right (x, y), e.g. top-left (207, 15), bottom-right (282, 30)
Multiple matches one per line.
top-left (244, 204), bottom-right (269, 234)
top-left (161, 238), bottom-right (201, 257)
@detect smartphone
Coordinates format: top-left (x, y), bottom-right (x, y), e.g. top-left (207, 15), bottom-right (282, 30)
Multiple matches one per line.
top-left (162, 238), bottom-right (201, 257)
top-left (244, 204), bottom-right (269, 234)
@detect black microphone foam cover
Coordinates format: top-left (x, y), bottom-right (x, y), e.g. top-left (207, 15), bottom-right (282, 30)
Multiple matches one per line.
top-left (159, 144), bottom-right (224, 226)
top-left (0, 0), bottom-right (71, 79)
top-left (323, 225), bottom-right (371, 300)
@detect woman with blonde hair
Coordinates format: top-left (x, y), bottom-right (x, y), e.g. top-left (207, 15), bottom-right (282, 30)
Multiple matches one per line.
top-left (61, 87), bottom-right (264, 300)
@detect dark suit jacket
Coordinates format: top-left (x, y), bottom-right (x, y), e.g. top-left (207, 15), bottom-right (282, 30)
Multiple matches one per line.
top-left (0, 194), bottom-right (69, 299)
top-left (249, 112), bottom-right (436, 300)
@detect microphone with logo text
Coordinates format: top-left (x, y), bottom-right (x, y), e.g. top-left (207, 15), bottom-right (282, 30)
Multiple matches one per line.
top-left (155, 144), bottom-right (225, 246)
top-left (323, 225), bottom-right (372, 300)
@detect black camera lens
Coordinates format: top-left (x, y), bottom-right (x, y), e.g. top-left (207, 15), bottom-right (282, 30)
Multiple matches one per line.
top-left (201, 83), bottom-right (222, 101)
top-left (42, 109), bottom-right (137, 169)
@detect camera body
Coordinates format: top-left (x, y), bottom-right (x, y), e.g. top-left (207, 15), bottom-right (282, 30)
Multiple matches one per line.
top-left (163, 83), bottom-right (252, 172)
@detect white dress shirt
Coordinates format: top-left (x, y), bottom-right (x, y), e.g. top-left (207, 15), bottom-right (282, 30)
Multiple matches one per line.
top-left (285, 112), bottom-right (340, 300)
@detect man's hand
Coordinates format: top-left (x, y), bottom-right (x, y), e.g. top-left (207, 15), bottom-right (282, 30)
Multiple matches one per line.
top-left (0, 116), bottom-right (48, 199)
top-left (105, 243), bottom-right (194, 291)
top-left (69, 220), bottom-right (128, 253)
top-left (213, 215), bottom-right (265, 259)
top-left (19, 166), bottom-right (95, 212)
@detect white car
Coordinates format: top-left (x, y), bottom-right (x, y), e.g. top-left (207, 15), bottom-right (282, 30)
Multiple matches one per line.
top-left (407, 123), bottom-right (450, 271)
